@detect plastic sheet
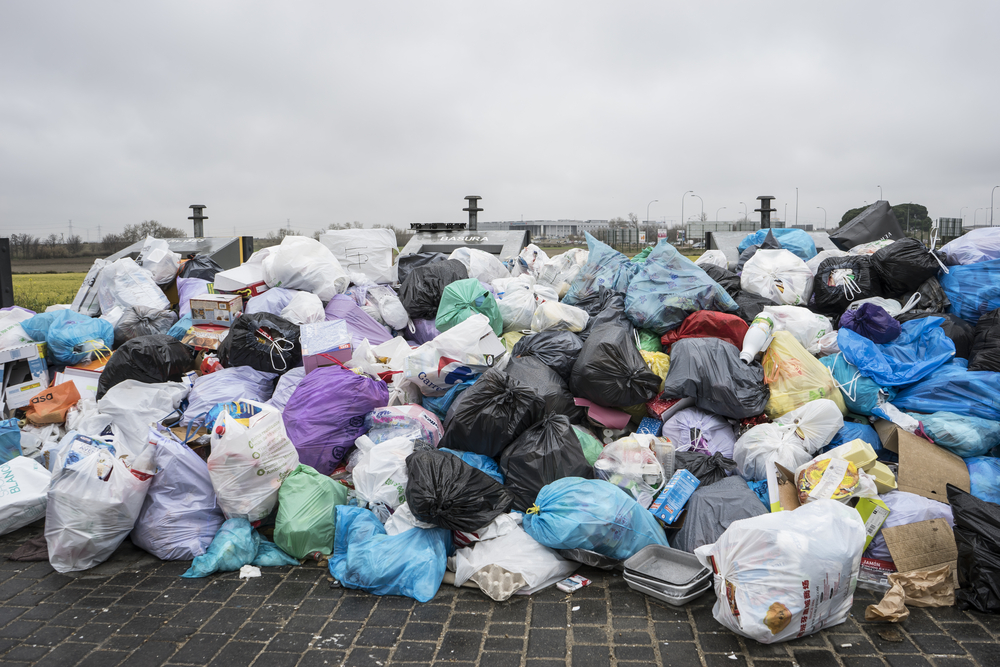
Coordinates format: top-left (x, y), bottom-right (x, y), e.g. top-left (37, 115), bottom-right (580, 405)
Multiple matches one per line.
top-left (500, 414), bottom-right (593, 512)
top-left (624, 240), bottom-right (738, 334)
top-left (330, 505), bottom-right (451, 602)
top-left (894, 358), bottom-right (1000, 421)
top-left (838, 317), bottom-right (955, 387)
top-left (660, 337), bottom-right (770, 420)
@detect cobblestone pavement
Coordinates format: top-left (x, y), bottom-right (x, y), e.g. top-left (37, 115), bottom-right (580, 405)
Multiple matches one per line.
top-left (0, 522), bottom-right (998, 667)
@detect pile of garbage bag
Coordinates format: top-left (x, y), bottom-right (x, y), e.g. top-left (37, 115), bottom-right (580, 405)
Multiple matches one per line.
top-left (5, 225), bottom-right (1000, 642)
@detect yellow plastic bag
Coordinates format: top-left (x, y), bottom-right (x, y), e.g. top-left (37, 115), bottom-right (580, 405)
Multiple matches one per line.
top-left (501, 331), bottom-right (525, 352)
top-left (640, 350), bottom-right (670, 393)
top-left (762, 331), bottom-right (846, 418)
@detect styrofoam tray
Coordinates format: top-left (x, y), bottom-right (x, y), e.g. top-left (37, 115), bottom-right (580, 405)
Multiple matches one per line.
top-left (625, 574), bottom-right (713, 607)
top-left (623, 544), bottom-right (709, 587)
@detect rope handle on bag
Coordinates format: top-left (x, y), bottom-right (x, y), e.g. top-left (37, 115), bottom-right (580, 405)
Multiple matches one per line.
top-left (526, 504), bottom-right (541, 515)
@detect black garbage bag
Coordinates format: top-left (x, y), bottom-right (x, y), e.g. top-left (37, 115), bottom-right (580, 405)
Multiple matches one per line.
top-left (895, 312), bottom-right (974, 359)
top-left (674, 450), bottom-right (738, 486)
top-left (660, 337), bottom-right (769, 419)
top-left (701, 264), bottom-right (741, 298)
top-left (812, 256), bottom-right (883, 314)
top-left (948, 483), bottom-right (1000, 613)
top-left (178, 254), bottom-right (224, 281)
top-left (97, 334), bottom-right (194, 399)
top-left (113, 305), bottom-right (179, 347)
top-left (733, 292), bottom-right (780, 324)
top-left (220, 312), bottom-right (301, 374)
top-left (499, 414), bottom-right (593, 512)
top-left (503, 356), bottom-right (583, 422)
top-left (871, 238), bottom-right (945, 297)
top-left (577, 288), bottom-right (630, 342)
top-left (969, 308), bottom-right (1000, 372)
top-left (511, 331), bottom-right (583, 383)
top-left (570, 323), bottom-right (661, 408)
top-left (829, 201), bottom-right (906, 251)
top-left (899, 276), bottom-right (951, 316)
top-left (398, 259), bottom-right (468, 320)
top-left (405, 449), bottom-right (514, 532)
top-left (439, 367), bottom-right (545, 458)
top-left (397, 252), bottom-right (449, 286)
top-left (670, 477), bottom-right (767, 553)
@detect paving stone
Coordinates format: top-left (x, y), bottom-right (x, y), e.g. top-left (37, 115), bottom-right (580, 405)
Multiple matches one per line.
top-left (436, 630), bottom-right (482, 661)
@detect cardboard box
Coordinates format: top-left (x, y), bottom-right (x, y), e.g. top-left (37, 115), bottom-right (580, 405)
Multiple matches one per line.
top-left (301, 320), bottom-right (353, 374)
top-left (4, 378), bottom-right (47, 410)
top-left (181, 325), bottom-right (230, 351)
top-left (874, 420), bottom-right (969, 504)
top-left (766, 461), bottom-right (801, 512)
top-left (0, 342), bottom-right (48, 384)
top-left (883, 518), bottom-right (959, 589)
top-left (648, 469), bottom-right (700, 525)
top-left (853, 496), bottom-right (891, 551)
top-left (55, 368), bottom-right (103, 402)
top-left (190, 294), bottom-right (242, 326)
top-left (213, 263), bottom-right (269, 298)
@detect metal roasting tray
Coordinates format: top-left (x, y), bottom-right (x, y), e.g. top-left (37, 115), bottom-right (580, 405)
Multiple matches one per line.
top-left (622, 568), bottom-right (711, 598)
top-left (624, 573), bottom-right (713, 607)
top-left (622, 544), bottom-right (710, 587)
top-left (557, 549), bottom-right (623, 571)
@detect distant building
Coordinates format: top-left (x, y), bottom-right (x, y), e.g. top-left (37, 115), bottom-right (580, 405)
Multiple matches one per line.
top-left (477, 219), bottom-right (610, 238)
top-left (792, 224), bottom-right (814, 232)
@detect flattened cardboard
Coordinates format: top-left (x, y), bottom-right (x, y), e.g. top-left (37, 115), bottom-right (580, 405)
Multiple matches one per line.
top-left (883, 518), bottom-right (959, 589)
top-left (766, 461), bottom-right (801, 512)
top-left (874, 420), bottom-right (969, 505)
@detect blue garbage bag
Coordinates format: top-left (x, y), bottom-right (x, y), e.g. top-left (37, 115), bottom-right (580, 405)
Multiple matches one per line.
top-left (623, 240), bottom-right (738, 334)
top-left (821, 353), bottom-right (896, 416)
top-left (838, 317), bottom-right (955, 387)
top-left (131, 425), bottom-right (225, 560)
top-left (421, 379), bottom-right (476, 421)
top-left (826, 422), bottom-right (882, 451)
top-left (563, 233), bottom-right (641, 306)
top-left (182, 518), bottom-right (261, 578)
top-left (167, 314), bottom-right (193, 341)
top-left (0, 420), bottom-right (22, 465)
top-left (522, 478), bottom-right (669, 560)
top-left (21, 310), bottom-right (114, 366)
top-left (907, 411), bottom-right (1000, 458)
top-left (894, 358), bottom-right (1000, 421)
top-left (746, 480), bottom-right (769, 508)
top-left (439, 448), bottom-right (505, 484)
top-left (941, 258), bottom-right (1000, 325)
top-left (253, 540), bottom-right (300, 567)
top-left (737, 228), bottom-right (817, 261)
top-left (966, 457), bottom-right (1000, 504)
top-left (329, 506), bottom-right (450, 602)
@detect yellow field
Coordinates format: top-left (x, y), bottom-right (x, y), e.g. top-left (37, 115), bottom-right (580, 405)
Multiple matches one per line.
top-left (12, 273), bottom-right (86, 313)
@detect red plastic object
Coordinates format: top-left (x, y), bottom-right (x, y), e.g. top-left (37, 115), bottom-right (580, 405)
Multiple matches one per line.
top-left (660, 310), bottom-right (749, 353)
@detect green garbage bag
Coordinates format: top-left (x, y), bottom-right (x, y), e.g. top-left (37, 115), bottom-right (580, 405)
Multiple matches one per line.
top-left (637, 329), bottom-right (663, 352)
top-left (274, 465), bottom-right (349, 560)
top-left (435, 278), bottom-right (503, 336)
top-left (631, 247), bottom-right (653, 263)
top-left (573, 425), bottom-right (605, 466)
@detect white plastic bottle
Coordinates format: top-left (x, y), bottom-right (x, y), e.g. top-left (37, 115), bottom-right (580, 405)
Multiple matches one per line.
top-left (740, 313), bottom-right (775, 363)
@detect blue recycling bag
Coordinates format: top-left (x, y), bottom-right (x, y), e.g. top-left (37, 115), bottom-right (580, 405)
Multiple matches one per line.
top-left (21, 309), bottom-right (114, 366)
top-left (253, 540), bottom-right (300, 568)
top-left (894, 358), bottom-right (1000, 421)
top-left (941, 258), bottom-right (1000, 325)
top-left (0, 420), bottom-right (22, 465)
top-left (737, 228), bottom-right (817, 261)
top-left (907, 411), bottom-right (1000, 458)
top-left (439, 448), bottom-right (505, 484)
top-left (821, 353), bottom-right (896, 416)
top-left (825, 422), bottom-right (882, 451)
top-left (522, 478), bottom-right (669, 560)
top-left (624, 240), bottom-right (738, 334)
top-left (563, 233), bottom-right (641, 306)
top-left (181, 518), bottom-right (298, 577)
top-left (421, 379), bottom-right (476, 421)
top-left (838, 317), bottom-right (955, 387)
top-left (966, 457), bottom-right (1000, 505)
top-left (329, 506), bottom-right (450, 602)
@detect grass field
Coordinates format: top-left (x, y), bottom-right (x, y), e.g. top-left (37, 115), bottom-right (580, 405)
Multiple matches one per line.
top-left (12, 273), bottom-right (85, 313)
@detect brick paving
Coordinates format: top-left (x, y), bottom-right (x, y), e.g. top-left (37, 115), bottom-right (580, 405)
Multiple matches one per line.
top-left (0, 521), bottom-right (997, 666)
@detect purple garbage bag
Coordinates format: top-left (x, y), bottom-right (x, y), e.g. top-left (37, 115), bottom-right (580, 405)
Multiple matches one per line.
top-left (245, 288), bottom-right (298, 315)
top-left (403, 319), bottom-right (440, 345)
top-left (324, 294), bottom-right (392, 347)
top-left (840, 303), bottom-right (902, 344)
top-left (661, 407), bottom-right (738, 459)
top-left (282, 365), bottom-right (389, 474)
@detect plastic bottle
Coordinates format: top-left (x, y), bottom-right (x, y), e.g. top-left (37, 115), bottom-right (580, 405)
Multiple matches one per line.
top-left (740, 313), bottom-right (775, 363)
top-left (651, 437), bottom-right (675, 483)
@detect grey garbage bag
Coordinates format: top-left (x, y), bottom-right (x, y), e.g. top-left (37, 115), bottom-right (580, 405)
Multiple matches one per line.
top-left (113, 306), bottom-right (179, 347)
top-left (659, 337), bottom-right (769, 420)
top-left (670, 477), bottom-right (768, 553)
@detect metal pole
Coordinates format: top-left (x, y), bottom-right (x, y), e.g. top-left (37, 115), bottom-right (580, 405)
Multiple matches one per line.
top-left (646, 200), bottom-right (658, 225)
top-left (795, 187), bottom-right (799, 226)
top-left (740, 201), bottom-right (747, 219)
top-left (960, 206), bottom-right (968, 228)
top-left (692, 194), bottom-right (703, 220)
top-left (992, 186), bottom-right (999, 226)
top-left (716, 206), bottom-right (726, 222)
top-left (817, 207), bottom-right (826, 227)
top-left (878, 185), bottom-right (883, 201)
top-left (681, 191), bottom-right (692, 233)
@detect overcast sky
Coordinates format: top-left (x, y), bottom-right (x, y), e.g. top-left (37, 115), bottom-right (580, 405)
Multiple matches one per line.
top-left (2, 2), bottom-right (999, 240)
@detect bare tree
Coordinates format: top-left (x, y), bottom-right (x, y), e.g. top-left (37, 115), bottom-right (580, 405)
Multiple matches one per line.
top-left (66, 234), bottom-right (83, 255)
top-left (122, 220), bottom-right (185, 243)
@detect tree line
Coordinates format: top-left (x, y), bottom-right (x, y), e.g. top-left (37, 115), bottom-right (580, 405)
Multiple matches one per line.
top-left (8, 221), bottom-right (186, 259)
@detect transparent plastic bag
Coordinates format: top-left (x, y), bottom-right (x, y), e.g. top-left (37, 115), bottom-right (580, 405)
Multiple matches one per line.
top-left (593, 435), bottom-right (667, 508)
top-left (762, 331), bottom-right (847, 418)
top-left (136, 236), bottom-right (181, 285)
top-left (530, 300), bottom-right (589, 333)
top-left (741, 249), bottom-right (814, 306)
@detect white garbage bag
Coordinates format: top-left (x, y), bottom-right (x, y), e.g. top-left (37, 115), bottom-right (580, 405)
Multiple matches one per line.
top-left (280, 292), bottom-right (325, 325)
top-left (761, 306), bottom-right (833, 356)
top-left (498, 287), bottom-right (537, 333)
top-left (0, 457), bottom-right (50, 536)
top-left (491, 275), bottom-right (534, 297)
top-left (510, 244), bottom-right (549, 279)
top-left (207, 400), bottom-right (300, 522)
top-left (530, 301), bottom-right (589, 333)
top-left (404, 314), bottom-right (507, 396)
top-left (367, 285), bottom-right (410, 330)
top-left (97, 257), bottom-right (171, 314)
top-left (70, 258), bottom-right (110, 316)
top-left (45, 448), bottom-right (154, 573)
top-left (0, 306), bottom-right (36, 348)
top-left (262, 236), bottom-right (349, 301)
top-left (806, 248), bottom-right (849, 275)
top-left (320, 228), bottom-right (397, 284)
top-left (695, 500), bottom-right (866, 644)
top-left (741, 249), bottom-right (814, 306)
top-left (734, 399), bottom-right (843, 481)
top-left (352, 436), bottom-right (415, 519)
top-left (98, 381), bottom-right (190, 463)
top-left (384, 502), bottom-right (437, 535)
top-left (450, 247), bottom-right (510, 284)
top-left (136, 236), bottom-right (181, 285)
top-left (537, 248), bottom-right (588, 297)
top-left (695, 250), bottom-right (729, 270)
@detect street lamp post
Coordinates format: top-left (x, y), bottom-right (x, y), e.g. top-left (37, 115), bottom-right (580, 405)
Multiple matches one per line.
top-left (795, 187), bottom-right (799, 226)
top-left (740, 201), bottom-right (748, 219)
top-left (878, 185), bottom-right (883, 201)
top-left (692, 194), bottom-right (704, 220)
top-left (716, 206), bottom-right (726, 222)
top-left (681, 191), bottom-right (693, 233)
top-left (646, 200), bottom-right (658, 225)
top-left (960, 206), bottom-right (968, 226)
top-left (976, 208), bottom-right (985, 226)
top-left (817, 206), bottom-right (826, 227)
top-left (992, 186), bottom-right (999, 226)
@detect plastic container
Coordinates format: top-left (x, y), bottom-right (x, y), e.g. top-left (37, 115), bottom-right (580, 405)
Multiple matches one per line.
top-left (740, 313), bottom-right (775, 363)
top-left (651, 437), bottom-right (675, 482)
top-left (869, 461), bottom-right (898, 494)
top-left (827, 438), bottom-right (877, 472)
